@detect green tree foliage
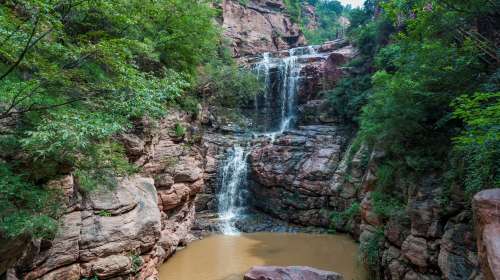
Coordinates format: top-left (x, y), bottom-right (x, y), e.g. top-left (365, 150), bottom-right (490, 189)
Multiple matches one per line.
top-left (0, 0), bottom-right (220, 239)
top-left (0, 163), bottom-right (59, 239)
top-left (283, 0), bottom-right (345, 44)
top-left (452, 92), bottom-right (500, 194)
top-left (328, 0), bottom-right (498, 197)
top-left (303, 0), bottom-right (344, 44)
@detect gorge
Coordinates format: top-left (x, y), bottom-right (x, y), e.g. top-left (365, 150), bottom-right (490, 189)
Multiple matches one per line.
top-left (0, 1), bottom-right (499, 280)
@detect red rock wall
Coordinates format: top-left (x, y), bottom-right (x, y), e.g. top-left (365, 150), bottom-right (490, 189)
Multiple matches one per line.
top-left (220, 0), bottom-right (306, 57)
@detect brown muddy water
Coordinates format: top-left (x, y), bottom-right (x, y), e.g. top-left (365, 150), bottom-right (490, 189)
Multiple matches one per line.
top-left (159, 232), bottom-right (367, 280)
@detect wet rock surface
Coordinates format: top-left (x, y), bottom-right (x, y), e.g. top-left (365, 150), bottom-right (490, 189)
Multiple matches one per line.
top-left (249, 125), bottom-right (353, 227)
top-left (244, 266), bottom-right (344, 280)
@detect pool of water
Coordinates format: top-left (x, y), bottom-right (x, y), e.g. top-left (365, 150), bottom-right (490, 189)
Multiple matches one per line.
top-left (159, 232), bottom-right (367, 280)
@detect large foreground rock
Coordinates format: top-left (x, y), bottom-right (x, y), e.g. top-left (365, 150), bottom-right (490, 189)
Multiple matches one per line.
top-left (473, 189), bottom-right (500, 280)
top-left (244, 266), bottom-right (343, 280)
top-left (9, 111), bottom-right (206, 279)
top-left (13, 176), bottom-right (160, 280)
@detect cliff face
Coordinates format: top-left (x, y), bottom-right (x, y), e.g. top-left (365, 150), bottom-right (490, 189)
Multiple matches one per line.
top-left (7, 112), bottom-right (205, 280)
top-left (220, 0), bottom-right (306, 57)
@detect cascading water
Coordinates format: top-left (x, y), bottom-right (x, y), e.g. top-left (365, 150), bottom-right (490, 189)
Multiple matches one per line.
top-left (217, 146), bottom-right (250, 235)
top-left (278, 49), bottom-right (300, 133)
top-left (252, 45), bottom-right (321, 133)
top-left (217, 45), bottom-right (323, 234)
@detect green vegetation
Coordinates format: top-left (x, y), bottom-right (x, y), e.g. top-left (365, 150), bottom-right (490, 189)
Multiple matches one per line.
top-left (325, 0), bottom-right (498, 272)
top-left (330, 202), bottom-right (361, 229)
top-left (0, 163), bottom-right (59, 239)
top-left (284, 0), bottom-right (346, 44)
top-left (97, 210), bottom-right (112, 217)
top-left (173, 122), bottom-right (187, 138)
top-left (359, 227), bottom-right (384, 274)
top-left (329, 0), bottom-right (499, 204)
top-left (130, 254), bottom-right (143, 273)
top-left (452, 92), bottom-right (500, 195)
top-left (0, 0), bottom-right (249, 241)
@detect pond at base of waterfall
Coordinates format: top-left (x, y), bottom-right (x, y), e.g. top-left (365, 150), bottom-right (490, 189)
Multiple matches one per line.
top-left (158, 232), bottom-right (367, 280)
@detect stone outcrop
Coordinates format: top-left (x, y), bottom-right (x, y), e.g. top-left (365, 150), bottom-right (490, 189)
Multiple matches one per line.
top-left (11, 176), bottom-right (159, 280)
top-left (473, 189), bottom-right (500, 280)
top-left (244, 266), bottom-right (344, 280)
top-left (8, 111), bottom-right (206, 279)
top-left (249, 125), bottom-right (353, 227)
top-left (220, 0), bottom-right (306, 57)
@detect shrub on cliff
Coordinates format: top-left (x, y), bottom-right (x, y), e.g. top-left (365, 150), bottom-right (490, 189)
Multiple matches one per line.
top-left (0, 0), bottom-right (219, 239)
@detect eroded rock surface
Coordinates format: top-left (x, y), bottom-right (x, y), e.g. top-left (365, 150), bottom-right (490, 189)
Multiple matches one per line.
top-left (244, 266), bottom-right (344, 280)
top-left (8, 111), bottom-right (206, 280)
top-left (473, 189), bottom-right (500, 280)
top-left (12, 176), bottom-right (159, 280)
top-left (249, 125), bottom-right (353, 227)
top-left (220, 0), bottom-right (306, 57)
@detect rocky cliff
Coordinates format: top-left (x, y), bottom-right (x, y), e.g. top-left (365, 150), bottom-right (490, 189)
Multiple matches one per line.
top-left (6, 112), bottom-right (205, 280)
top-left (219, 0), bottom-right (306, 57)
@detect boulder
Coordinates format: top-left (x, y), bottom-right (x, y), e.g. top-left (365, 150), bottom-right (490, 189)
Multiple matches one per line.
top-left (402, 235), bottom-right (429, 268)
top-left (473, 189), bottom-right (500, 280)
top-left (244, 266), bottom-right (343, 280)
top-left (19, 176), bottom-right (161, 280)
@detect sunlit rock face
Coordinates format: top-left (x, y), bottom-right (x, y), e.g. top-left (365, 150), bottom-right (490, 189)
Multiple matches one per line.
top-left (220, 0), bottom-right (306, 57)
top-left (11, 176), bottom-right (161, 280)
top-left (7, 111), bottom-right (206, 280)
top-left (473, 189), bottom-right (500, 280)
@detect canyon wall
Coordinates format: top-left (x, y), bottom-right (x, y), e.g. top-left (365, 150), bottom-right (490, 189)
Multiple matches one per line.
top-left (218, 0), bottom-right (306, 57)
top-left (6, 112), bottom-right (205, 280)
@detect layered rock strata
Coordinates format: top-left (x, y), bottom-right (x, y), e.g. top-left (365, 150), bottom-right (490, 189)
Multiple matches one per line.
top-left (220, 0), bottom-right (306, 57)
top-left (8, 111), bottom-right (205, 280)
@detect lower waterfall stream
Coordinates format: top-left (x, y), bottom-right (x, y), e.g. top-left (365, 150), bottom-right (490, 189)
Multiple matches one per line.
top-left (217, 146), bottom-right (250, 235)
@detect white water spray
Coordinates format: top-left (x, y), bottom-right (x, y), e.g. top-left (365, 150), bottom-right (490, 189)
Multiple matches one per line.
top-left (217, 146), bottom-right (249, 235)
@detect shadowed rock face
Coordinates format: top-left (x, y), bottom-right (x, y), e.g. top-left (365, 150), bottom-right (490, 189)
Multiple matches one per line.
top-left (221, 0), bottom-right (306, 57)
top-left (249, 125), bottom-right (353, 227)
top-left (244, 266), bottom-right (344, 280)
top-left (473, 189), bottom-right (500, 280)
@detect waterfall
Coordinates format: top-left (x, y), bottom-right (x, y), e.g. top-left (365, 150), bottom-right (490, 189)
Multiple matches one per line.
top-left (217, 146), bottom-right (249, 235)
top-left (278, 49), bottom-right (300, 133)
top-left (216, 45), bottom-right (319, 234)
top-left (253, 47), bottom-right (311, 133)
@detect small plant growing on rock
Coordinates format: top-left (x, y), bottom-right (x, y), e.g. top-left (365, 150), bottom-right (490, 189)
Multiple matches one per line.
top-left (173, 122), bottom-right (186, 138)
top-left (130, 254), bottom-right (143, 273)
top-left (359, 227), bottom-right (385, 277)
top-left (330, 202), bottom-right (361, 232)
top-left (97, 210), bottom-right (112, 217)
top-left (81, 275), bottom-right (99, 280)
